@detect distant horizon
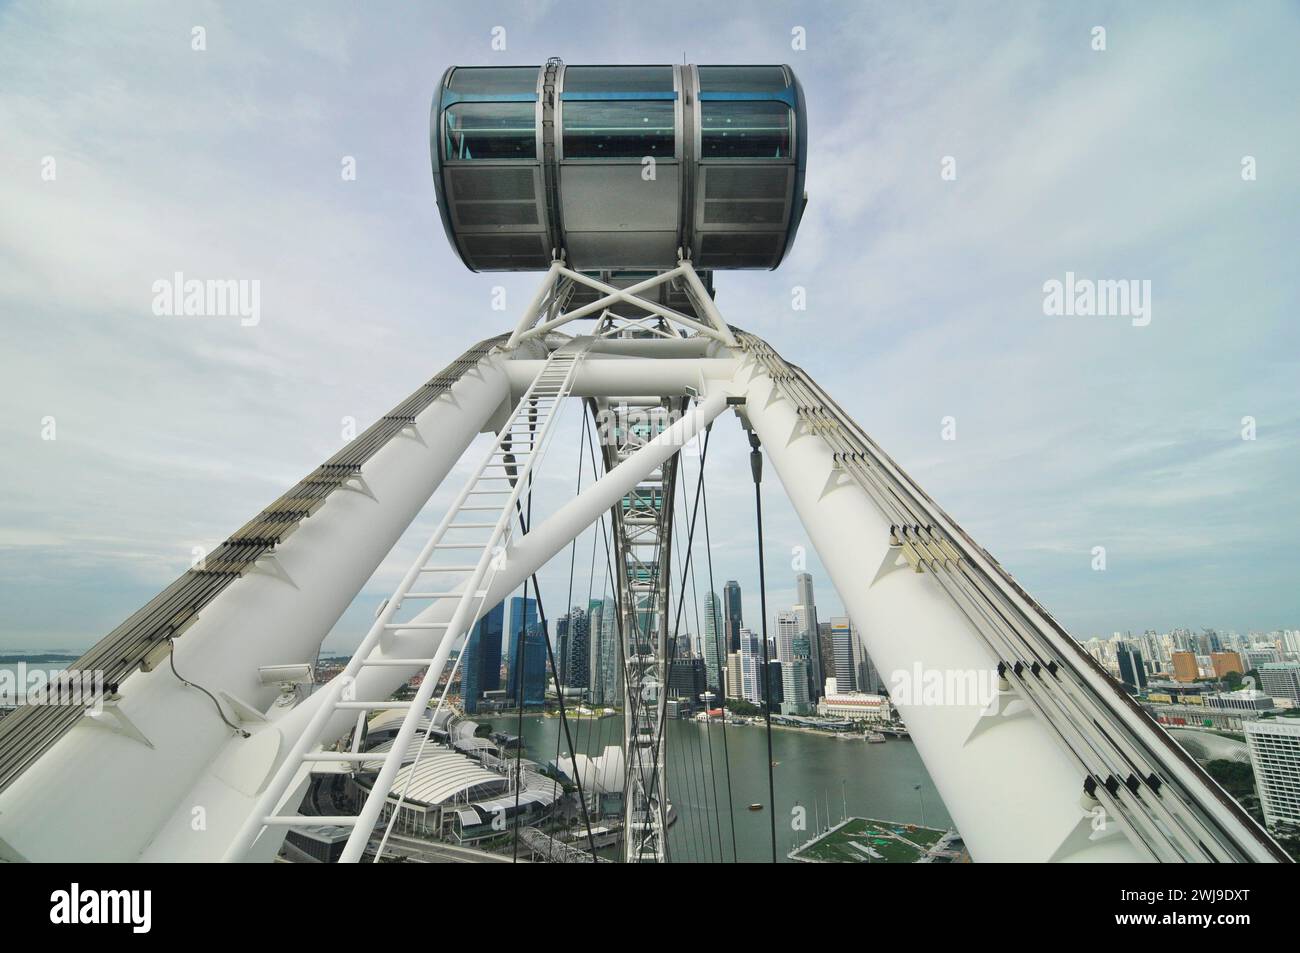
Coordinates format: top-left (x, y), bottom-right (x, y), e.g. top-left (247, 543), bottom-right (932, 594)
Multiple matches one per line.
top-left (5, 617), bottom-right (1297, 661)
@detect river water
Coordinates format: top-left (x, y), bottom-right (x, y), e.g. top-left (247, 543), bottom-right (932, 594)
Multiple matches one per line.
top-left (479, 712), bottom-right (953, 862)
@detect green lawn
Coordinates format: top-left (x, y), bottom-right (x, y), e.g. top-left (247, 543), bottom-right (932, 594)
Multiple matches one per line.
top-left (794, 817), bottom-right (949, 863)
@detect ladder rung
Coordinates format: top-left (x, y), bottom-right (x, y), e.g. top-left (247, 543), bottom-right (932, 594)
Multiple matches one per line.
top-left (263, 815), bottom-right (360, 827)
top-left (460, 505), bottom-right (504, 511)
top-left (360, 657), bottom-right (438, 667)
top-left (419, 565), bottom-right (479, 571)
top-left (466, 491), bottom-right (510, 495)
top-left (406, 591), bottom-right (484, 598)
top-left (447, 522), bottom-right (497, 529)
top-left (382, 622), bottom-right (450, 629)
top-left (334, 701), bottom-right (413, 711)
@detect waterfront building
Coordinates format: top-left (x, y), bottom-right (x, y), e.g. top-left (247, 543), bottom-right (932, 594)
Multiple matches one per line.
top-left (781, 657), bottom-right (810, 714)
top-left (818, 680), bottom-right (889, 722)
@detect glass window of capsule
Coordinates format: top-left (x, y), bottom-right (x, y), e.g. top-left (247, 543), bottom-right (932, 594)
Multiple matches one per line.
top-left (697, 66), bottom-right (794, 160)
top-left (561, 65), bottom-right (676, 159)
top-left (442, 66), bottom-right (537, 161)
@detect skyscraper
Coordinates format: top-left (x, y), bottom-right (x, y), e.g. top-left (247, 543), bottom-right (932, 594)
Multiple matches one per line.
top-left (723, 580), bottom-right (742, 652)
top-left (766, 659), bottom-right (783, 707)
top-left (461, 601), bottom-right (504, 715)
top-left (781, 656), bottom-right (810, 714)
top-left (739, 628), bottom-right (762, 704)
top-left (668, 657), bottom-right (706, 705)
top-left (792, 572), bottom-right (824, 700)
top-left (830, 617), bottom-right (859, 693)
top-left (775, 610), bottom-right (800, 664)
top-left (505, 595), bottom-right (538, 669)
top-left (555, 615), bottom-right (569, 686)
top-left (1116, 644), bottom-right (1147, 692)
top-left (506, 595), bottom-right (540, 703)
top-left (564, 607), bottom-right (590, 690)
top-left (725, 651), bottom-right (743, 700)
top-left (702, 591), bottom-right (723, 693)
top-left (600, 605), bottom-right (621, 704)
top-left (587, 599), bottom-right (621, 706)
top-left (504, 624), bottom-right (546, 707)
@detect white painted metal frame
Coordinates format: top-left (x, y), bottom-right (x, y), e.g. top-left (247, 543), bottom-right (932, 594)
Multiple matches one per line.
top-left (603, 400), bottom-right (678, 862)
top-left (503, 259), bottom-right (737, 350)
top-left (225, 346), bottom-right (587, 862)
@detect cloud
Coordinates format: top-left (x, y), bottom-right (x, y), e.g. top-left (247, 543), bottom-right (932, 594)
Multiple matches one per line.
top-left (1, 0), bottom-right (1298, 653)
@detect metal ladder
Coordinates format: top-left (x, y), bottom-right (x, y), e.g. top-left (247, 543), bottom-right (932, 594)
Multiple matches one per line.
top-left (225, 346), bottom-right (584, 862)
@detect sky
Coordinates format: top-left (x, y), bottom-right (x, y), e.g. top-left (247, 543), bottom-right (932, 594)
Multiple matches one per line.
top-left (1, 0), bottom-right (1297, 655)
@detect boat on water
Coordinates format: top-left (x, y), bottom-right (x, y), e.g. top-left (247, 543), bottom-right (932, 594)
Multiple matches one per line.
top-left (748, 803), bottom-right (764, 812)
top-left (865, 731), bottom-right (887, 743)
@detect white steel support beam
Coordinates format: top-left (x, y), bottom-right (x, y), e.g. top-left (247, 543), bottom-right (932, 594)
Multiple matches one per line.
top-left (0, 353), bottom-right (513, 862)
top-left (201, 388), bottom-right (732, 862)
top-left (737, 347), bottom-right (1285, 862)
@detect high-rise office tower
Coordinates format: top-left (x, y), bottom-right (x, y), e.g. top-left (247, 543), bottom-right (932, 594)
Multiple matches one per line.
top-left (668, 656), bottom-right (706, 704)
top-left (739, 628), bottom-right (763, 704)
top-left (556, 615), bottom-right (569, 686)
top-left (702, 591), bottom-right (723, 693)
top-left (565, 607), bottom-right (590, 690)
top-left (506, 629), bottom-right (548, 707)
top-left (1116, 644), bottom-right (1147, 693)
top-left (723, 580), bottom-right (742, 652)
top-left (792, 572), bottom-right (824, 700)
top-left (781, 656), bottom-right (810, 714)
top-left (775, 611), bottom-right (800, 664)
top-left (766, 659), bottom-right (783, 707)
top-left (600, 606), bottom-right (621, 704)
top-left (725, 651), bottom-right (743, 699)
top-left (830, 617), bottom-right (860, 692)
top-left (505, 595), bottom-right (538, 668)
top-left (461, 601), bottom-right (504, 714)
top-left (506, 595), bottom-right (539, 700)
top-left (587, 599), bottom-right (621, 705)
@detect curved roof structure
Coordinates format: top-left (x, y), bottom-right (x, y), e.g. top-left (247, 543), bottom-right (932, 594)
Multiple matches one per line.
top-left (371, 749), bottom-right (506, 809)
